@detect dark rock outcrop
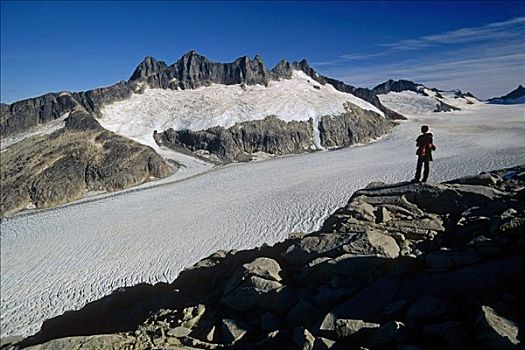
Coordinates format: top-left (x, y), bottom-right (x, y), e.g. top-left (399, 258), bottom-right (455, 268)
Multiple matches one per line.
top-left (128, 51), bottom-right (272, 91)
top-left (155, 108), bottom-right (392, 162)
top-left (13, 165), bottom-right (525, 349)
top-left (372, 79), bottom-right (422, 95)
top-left (0, 111), bottom-right (173, 216)
top-left (0, 93), bottom-right (81, 136)
top-left (0, 82), bottom-right (134, 137)
top-left (488, 85), bottom-right (525, 104)
top-left (319, 103), bottom-right (392, 148)
top-left (434, 100), bottom-right (461, 112)
top-left (155, 116), bottom-right (315, 163)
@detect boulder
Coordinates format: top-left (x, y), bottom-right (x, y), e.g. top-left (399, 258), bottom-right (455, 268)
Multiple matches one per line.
top-left (242, 257), bottom-right (282, 282)
top-left (298, 255), bottom-right (384, 286)
top-left (260, 311), bottom-right (280, 331)
top-left (366, 320), bottom-right (405, 346)
top-left (341, 229), bottom-right (400, 258)
top-left (167, 326), bottom-right (192, 338)
top-left (283, 232), bottom-right (357, 266)
top-left (220, 275), bottom-right (283, 311)
top-left (293, 327), bottom-right (316, 350)
top-left (447, 173), bottom-right (501, 187)
top-left (426, 251), bottom-right (480, 268)
top-left (405, 295), bottom-right (458, 323)
top-left (180, 304), bottom-right (207, 329)
top-left (375, 206), bottom-right (392, 223)
top-left (474, 305), bottom-right (519, 349)
top-left (220, 319), bottom-right (249, 345)
top-left (333, 319), bottom-right (379, 338)
top-left (286, 300), bottom-right (322, 328)
top-left (421, 321), bottom-right (468, 349)
top-left (320, 276), bottom-right (398, 330)
top-left (313, 337), bottom-right (336, 350)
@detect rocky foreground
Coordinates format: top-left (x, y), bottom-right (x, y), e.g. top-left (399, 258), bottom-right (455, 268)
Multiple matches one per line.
top-left (6, 166), bottom-right (524, 349)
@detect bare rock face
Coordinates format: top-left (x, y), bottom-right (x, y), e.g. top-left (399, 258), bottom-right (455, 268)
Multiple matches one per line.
top-left (128, 51), bottom-right (272, 90)
top-left (0, 93), bottom-right (81, 136)
top-left (372, 79), bottom-right (422, 95)
top-left (0, 111), bottom-right (173, 216)
top-left (155, 106), bottom-right (393, 163)
top-left (155, 115), bottom-right (315, 163)
top-left (318, 104), bottom-right (392, 148)
top-left (434, 100), bottom-right (460, 112)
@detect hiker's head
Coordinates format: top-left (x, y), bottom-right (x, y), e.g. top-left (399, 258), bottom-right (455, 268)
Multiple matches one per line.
top-left (421, 125), bottom-right (429, 133)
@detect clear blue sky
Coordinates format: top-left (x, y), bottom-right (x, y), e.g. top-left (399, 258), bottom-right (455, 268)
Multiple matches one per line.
top-left (1, 1), bottom-right (524, 102)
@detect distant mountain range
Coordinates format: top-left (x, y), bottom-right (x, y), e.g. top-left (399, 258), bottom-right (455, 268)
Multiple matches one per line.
top-left (372, 79), bottom-right (480, 116)
top-left (0, 51), bottom-right (404, 138)
top-left (488, 85), bottom-right (525, 105)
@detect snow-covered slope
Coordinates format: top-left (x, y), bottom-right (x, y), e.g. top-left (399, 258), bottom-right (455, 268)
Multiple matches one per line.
top-left (375, 81), bottom-right (480, 117)
top-left (99, 70), bottom-right (383, 150)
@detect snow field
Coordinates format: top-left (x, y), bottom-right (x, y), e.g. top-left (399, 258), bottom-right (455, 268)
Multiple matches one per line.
top-left (99, 70), bottom-right (384, 150)
top-left (378, 89), bottom-right (481, 117)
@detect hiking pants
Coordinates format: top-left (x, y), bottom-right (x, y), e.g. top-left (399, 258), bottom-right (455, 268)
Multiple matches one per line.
top-left (415, 157), bottom-right (430, 182)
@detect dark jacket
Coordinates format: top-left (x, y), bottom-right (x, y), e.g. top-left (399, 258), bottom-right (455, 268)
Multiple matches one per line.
top-left (416, 133), bottom-right (435, 161)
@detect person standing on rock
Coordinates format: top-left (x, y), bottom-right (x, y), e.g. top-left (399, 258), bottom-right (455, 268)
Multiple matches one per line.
top-left (413, 125), bottom-right (436, 183)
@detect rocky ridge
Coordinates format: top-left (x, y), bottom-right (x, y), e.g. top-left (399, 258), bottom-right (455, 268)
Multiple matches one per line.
top-left (154, 104), bottom-right (391, 163)
top-left (155, 116), bottom-right (316, 163)
top-left (488, 85), bottom-right (525, 105)
top-left (373, 79), bottom-right (479, 112)
top-left (0, 110), bottom-right (173, 216)
top-left (1, 51), bottom-right (403, 138)
top-left (10, 165), bottom-right (524, 349)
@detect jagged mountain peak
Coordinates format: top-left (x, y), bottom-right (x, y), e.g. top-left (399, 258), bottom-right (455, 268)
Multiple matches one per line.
top-left (488, 84), bottom-right (525, 104)
top-left (271, 60), bottom-right (293, 79)
top-left (372, 79), bottom-right (422, 95)
top-left (129, 56), bottom-right (168, 81)
top-left (375, 78), bottom-right (481, 115)
top-left (180, 50), bottom-right (201, 58)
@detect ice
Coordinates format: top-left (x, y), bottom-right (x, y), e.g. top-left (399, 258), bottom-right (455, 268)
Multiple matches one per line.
top-left (1, 104), bottom-right (524, 337)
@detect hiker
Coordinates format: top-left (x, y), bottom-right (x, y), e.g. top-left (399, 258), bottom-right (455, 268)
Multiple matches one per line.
top-left (413, 125), bottom-right (436, 183)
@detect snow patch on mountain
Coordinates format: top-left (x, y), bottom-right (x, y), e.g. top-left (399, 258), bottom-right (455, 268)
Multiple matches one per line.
top-left (99, 70), bottom-right (383, 150)
top-left (378, 89), bottom-right (480, 117)
top-left (0, 113), bottom-right (70, 151)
